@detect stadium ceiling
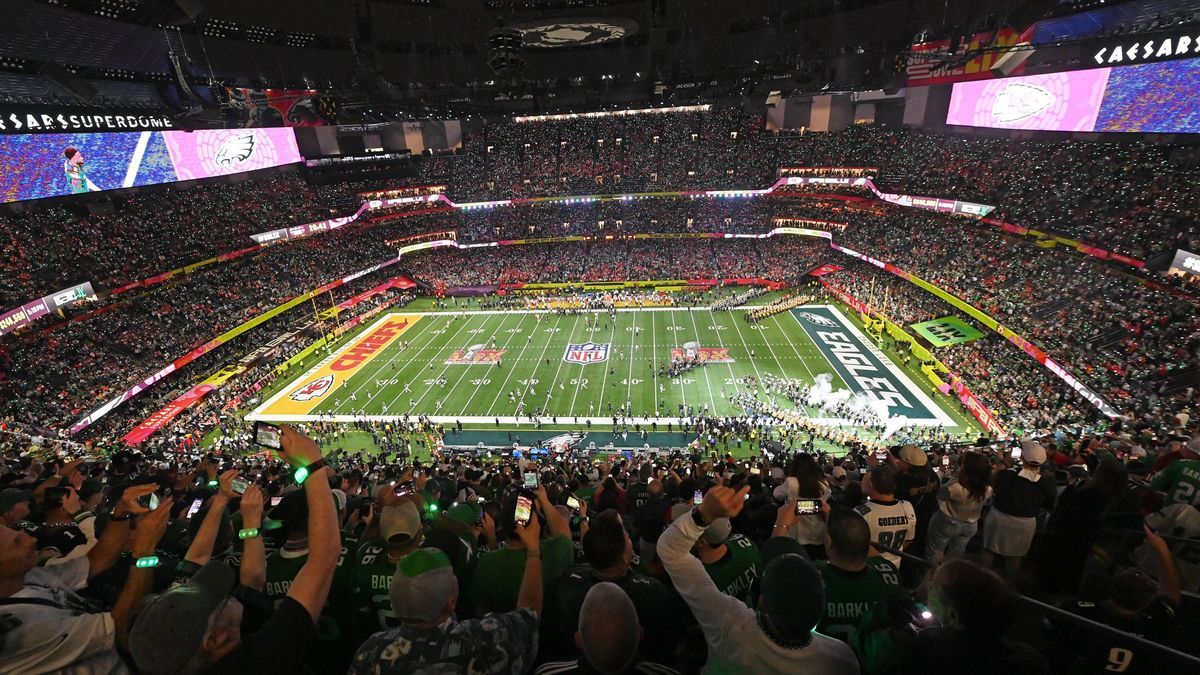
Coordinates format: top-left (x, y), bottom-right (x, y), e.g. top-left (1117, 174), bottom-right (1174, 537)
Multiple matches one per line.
top-left (8, 0), bottom-right (1183, 116)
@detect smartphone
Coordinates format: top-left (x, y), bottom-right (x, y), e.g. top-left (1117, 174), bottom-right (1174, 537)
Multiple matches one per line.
top-left (138, 492), bottom-right (160, 512)
top-left (692, 489), bottom-right (703, 505)
top-left (186, 497), bottom-right (204, 519)
top-left (795, 499), bottom-right (820, 516)
top-left (523, 472), bottom-right (538, 488)
top-left (358, 497), bottom-right (373, 517)
top-left (270, 496), bottom-right (283, 507)
top-left (231, 478), bottom-right (250, 495)
top-left (514, 494), bottom-right (533, 527)
top-left (750, 467), bottom-right (761, 475)
top-left (875, 450), bottom-right (888, 461)
top-left (254, 421), bottom-right (282, 450)
top-left (942, 456), bottom-right (951, 467)
top-left (1010, 447), bottom-right (1022, 459)
top-left (566, 496), bottom-right (581, 511)
top-left (394, 481), bottom-right (416, 497)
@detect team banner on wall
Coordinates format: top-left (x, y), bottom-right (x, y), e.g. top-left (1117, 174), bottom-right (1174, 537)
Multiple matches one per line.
top-left (224, 88), bottom-right (337, 128)
top-left (905, 26), bottom-right (1034, 86)
top-left (910, 316), bottom-right (985, 347)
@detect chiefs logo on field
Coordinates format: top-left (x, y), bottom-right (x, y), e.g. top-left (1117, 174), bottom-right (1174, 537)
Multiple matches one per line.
top-left (290, 374), bottom-right (334, 402)
top-left (797, 312), bottom-right (837, 328)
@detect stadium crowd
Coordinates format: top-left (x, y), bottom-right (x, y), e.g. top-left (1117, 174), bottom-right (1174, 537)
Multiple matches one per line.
top-left (2, 423), bottom-right (1197, 674)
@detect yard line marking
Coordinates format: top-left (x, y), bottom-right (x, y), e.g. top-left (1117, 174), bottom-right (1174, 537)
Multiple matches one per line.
top-left (488, 312), bottom-right (561, 418)
top-left (686, 307), bottom-right (718, 413)
top-left (566, 313), bottom-right (599, 416)
top-left (390, 313), bottom-right (500, 415)
top-left (461, 313), bottom-right (529, 416)
top-left (706, 310), bottom-right (743, 398)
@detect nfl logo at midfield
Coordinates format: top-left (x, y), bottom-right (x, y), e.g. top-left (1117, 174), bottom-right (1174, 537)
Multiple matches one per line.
top-left (564, 342), bottom-right (610, 365)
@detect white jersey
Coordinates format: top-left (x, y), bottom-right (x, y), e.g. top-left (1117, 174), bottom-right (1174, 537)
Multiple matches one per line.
top-left (854, 498), bottom-right (917, 567)
top-left (1, 556), bottom-right (128, 674)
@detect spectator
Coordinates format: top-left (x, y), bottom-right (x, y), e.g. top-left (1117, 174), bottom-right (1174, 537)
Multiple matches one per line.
top-left (809, 505), bottom-right (902, 644)
top-left (349, 525), bottom-right (542, 673)
top-left (471, 485), bottom-right (573, 615)
top-left (854, 465), bottom-right (916, 568)
top-left (925, 451), bottom-right (993, 563)
top-left (1, 483), bottom-right (169, 672)
top-left (981, 440), bottom-right (1057, 577)
top-left (658, 484), bottom-right (859, 673)
top-left (128, 425), bottom-right (339, 674)
top-left (535, 582), bottom-right (683, 675)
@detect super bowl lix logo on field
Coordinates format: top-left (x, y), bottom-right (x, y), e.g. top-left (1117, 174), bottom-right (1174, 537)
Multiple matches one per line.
top-left (445, 344), bottom-right (507, 365)
top-left (564, 342), bottom-right (610, 364)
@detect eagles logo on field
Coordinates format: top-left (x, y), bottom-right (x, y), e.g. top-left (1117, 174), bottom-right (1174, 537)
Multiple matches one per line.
top-left (511, 18), bottom-right (638, 48)
top-left (797, 312), bottom-right (838, 327)
top-left (215, 134), bottom-right (256, 167)
top-left (290, 374), bottom-right (334, 401)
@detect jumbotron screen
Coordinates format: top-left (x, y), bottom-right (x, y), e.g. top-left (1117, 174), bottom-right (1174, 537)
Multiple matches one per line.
top-left (946, 57), bottom-right (1200, 133)
top-left (0, 127), bottom-right (302, 203)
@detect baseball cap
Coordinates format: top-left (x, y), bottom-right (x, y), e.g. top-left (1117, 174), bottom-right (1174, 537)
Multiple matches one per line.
top-left (129, 561), bottom-right (236, 675)
top-left (389, 548), bottom-right (457, 623)
top-left (381, 501), bottom-right (422, 545)
top-left (1187, 435), bottom-right (1200, 454)
top-left (898, 445), bottom-right (928, 467)
top-left (443, 501), bottom-right (481, 528)
top-left (760, 553), bottom-right (825, 636)
top-left (1020, 439), bottom-right (1047, 465)
top-left (0, 488), bottom-right (33, 513)
top-left (831, 466), bottom-right (848, 480)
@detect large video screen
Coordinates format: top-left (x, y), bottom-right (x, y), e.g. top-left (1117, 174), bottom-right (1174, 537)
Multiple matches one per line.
top-left (946, 57), bottom-right (1200, 133)
top-left (0, 128), bottom-right (301, 203)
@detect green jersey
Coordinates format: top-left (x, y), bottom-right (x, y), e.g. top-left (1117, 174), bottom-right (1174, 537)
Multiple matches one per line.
top-left (264, 532), bottom-right (357, 642)
top-left (703, 533), bottom-right (762, 605)
top-left (469, 534), bottom-right (574, 614)
top-left (352, 539), bottom-right (402, 635)
top-left (1151, 459), bottom-right (1200, 508)
top-left (814, 557), bottom-right (902, 643)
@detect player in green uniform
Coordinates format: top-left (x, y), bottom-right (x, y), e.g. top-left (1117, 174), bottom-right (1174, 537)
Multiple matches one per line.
top-left (813, 507), bottom-right (902, 642)
top-left (1150, 457), bottom-right (1200, 508)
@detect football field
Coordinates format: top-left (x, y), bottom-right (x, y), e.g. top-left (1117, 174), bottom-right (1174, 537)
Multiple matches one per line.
top-left (250, 304), bottom-right (974, 435)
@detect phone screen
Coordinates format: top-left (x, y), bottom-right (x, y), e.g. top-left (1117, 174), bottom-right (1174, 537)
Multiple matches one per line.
top-left (254, 422), bottom-right (282, 450)
top-left (270, 496), bottom-right (283, 507)
top-left (942, 456), bottom-right (951, 467)
top-left (1010, 447), bottom-right (1022, 459)
top-left (186, 498), bottom-right (204, 519)
top-left (231, 478), bottom-right (250, 495)
top-left (139, 492), bottom-right (160, 512)
top-left (750, 467), bottom-right (761, 475)
top-left (692, 490), bottom-right (703, 505)
top-left (795, 499), bottom-right (819, 515)
top-left (394, 481), bottom-right (415, 497)
top-left (523, 472), bottom-right (537, 488)
top-left (566, 496), bottom-right (581, 511)
top-left (875, 450), bottom-right (888, 461)
top-left (514, 494), bottom-right (533, 527)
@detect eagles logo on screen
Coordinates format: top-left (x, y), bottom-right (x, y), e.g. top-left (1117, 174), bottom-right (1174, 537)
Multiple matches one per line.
top-left (215, 134), bottom-right (256, 167)
top-left (290, 374), bottom-right (334, 402)
top-left (511, 18), bottom-right (638, 48)
top-left (797, 312), bottom-right (838, 328)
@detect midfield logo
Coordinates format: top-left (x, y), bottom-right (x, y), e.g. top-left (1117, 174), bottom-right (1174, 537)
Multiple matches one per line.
top-left (290, 375), bottom-right (334, 402)
top-left (564, 342), bottom-right (610, 364)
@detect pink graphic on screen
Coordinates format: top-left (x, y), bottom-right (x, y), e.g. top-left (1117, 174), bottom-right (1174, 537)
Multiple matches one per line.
top-left (946, 68), bottom-right (1111, 132)
top-left (162, 128), bottom-right (301, 180)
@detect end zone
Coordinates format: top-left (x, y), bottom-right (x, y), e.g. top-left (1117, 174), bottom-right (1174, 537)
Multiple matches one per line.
top-left (250, 313), bottom-right (421, 420)
top-left (791, 305), bottom-right (953, 427)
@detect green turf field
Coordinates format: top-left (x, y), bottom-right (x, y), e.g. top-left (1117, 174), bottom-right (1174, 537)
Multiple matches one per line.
top-left (250, 303), bottom-right (979, 438)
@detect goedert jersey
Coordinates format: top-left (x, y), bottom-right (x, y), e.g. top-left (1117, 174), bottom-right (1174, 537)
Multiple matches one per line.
top-left (703, 533), bottom-right (762, 605)
top-left (814, 557), bottom-right (902, 643)
top-left (1150, 458), bottom-right (1200, 508)
top-left (854, 499), bottom-right (916, 567)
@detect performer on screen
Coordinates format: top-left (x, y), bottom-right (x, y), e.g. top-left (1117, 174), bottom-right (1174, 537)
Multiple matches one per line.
top-left (63, 148), bottom-right (100, 193)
